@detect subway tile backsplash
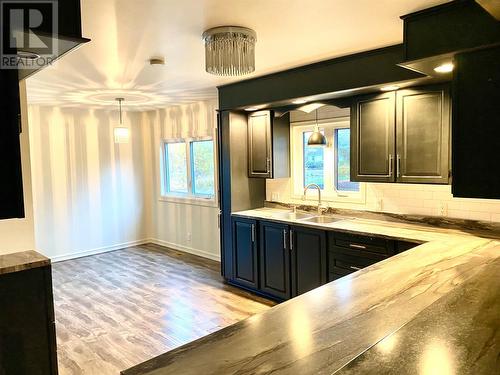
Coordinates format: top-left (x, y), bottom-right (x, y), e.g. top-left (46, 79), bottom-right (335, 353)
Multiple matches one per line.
top-left (266, 179), bottom-right (500, 223)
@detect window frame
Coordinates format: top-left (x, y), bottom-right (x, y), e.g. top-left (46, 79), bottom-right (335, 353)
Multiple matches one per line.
top-left (290, 117), bottom-right (366, 204)
top-left (160, 135), bottom-right (218, 207)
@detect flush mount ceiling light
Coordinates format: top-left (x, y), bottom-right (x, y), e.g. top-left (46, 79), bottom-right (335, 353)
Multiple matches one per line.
top-left (114, 98), bottom-right (130, 144)
top-left (245, 106), bottom-right (265, 111)
top-left (307, 109), bottom-right (327, 147)
top-left (17, 50), bottom-right (40, 60)
top-left (434, 62), bottom-right (454, 73)
top-left (202, 26), bottom-right (257, 76)
top-left (380, 85), bottom-right (400, 92)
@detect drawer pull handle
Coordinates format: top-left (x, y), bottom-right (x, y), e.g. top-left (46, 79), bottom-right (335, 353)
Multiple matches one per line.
top-left (349, 244), bottom-right (366, 250)
top-left (350, 266), bottom-right (362, 271)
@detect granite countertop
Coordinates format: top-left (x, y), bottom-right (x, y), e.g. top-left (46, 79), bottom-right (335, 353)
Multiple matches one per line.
top-left (0, 250), bottom-right (50, 275)
top-left (122, 208), bottom-right (500, 375)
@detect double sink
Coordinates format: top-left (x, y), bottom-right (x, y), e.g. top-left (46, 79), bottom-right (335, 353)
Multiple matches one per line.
top-left (269, 211), bottom-right (349, 224)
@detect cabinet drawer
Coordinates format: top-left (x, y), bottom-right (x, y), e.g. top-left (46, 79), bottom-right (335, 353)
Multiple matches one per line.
top-left (329, 251), bottom-right (384, 271)
top-left (329, 252), bottom-right (384, 281)
top-left (329, 232), bottom-right (394, 256)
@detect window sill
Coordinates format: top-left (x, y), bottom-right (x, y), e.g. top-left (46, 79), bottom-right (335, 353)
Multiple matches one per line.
top-left (159, 195), bottom-right (218, 208)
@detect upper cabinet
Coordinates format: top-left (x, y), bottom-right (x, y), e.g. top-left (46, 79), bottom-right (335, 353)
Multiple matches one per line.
top-left (248, 111), bottom-right (290, 179)
top-left (351, 84), bottom-right (451, 184)
top-left (8, 0), bottom-right (90, 80)
top-left (350, 92), bottom-right (396, 183)
top-left (452, 46), bottom-right (500, 199)
top-left (396, 86), bottom-right (450, 184)
top-left (0, 71), bottom-right (24, 220)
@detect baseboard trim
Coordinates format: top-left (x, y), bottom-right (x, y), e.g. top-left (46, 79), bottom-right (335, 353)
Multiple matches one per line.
top-left (50, 239), bottom-right (150, 262)
top-left (148, 238), bottom-right (221, 261)
top-left (49, 238), bottom-right (220, 263)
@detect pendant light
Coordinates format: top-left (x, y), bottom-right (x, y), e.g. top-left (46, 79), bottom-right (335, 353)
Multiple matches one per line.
top-left (307, 109), bottom-right (327, 147)
top-left (114, 98), bottom-right (130, 144)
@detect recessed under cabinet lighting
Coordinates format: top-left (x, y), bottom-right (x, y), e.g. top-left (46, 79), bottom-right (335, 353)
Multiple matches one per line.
top-left (380, 85), bottom-right (400, 92)
top-left (434, 63), bottom-right (454, 73)
top-left (245, 107), bottom-right (261, 112)
top-left (292, 99), bottom-right (308, 104)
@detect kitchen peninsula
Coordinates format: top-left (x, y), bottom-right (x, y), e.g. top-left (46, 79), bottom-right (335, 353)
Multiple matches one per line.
top-left (123, 210), bottom-right (500, 374)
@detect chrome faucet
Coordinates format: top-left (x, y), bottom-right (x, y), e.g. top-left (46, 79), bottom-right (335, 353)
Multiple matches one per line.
top-left (303, 183), bottom-right (323, 214)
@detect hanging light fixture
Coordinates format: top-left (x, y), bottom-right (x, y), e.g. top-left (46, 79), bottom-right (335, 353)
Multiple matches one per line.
top-left (114, 98), bottom-right (130, 144)
top-left (307, 109), bottom-right (327, 147)
top-left (202, 26), bottom-right (257, 76)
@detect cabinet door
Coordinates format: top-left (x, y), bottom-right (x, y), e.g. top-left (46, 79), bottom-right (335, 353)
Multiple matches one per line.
top-left (351, 92), bottom-right (396, 182)
top-left (0, 70), bottom-right (24, 219)
top-left (232, 218), bottom-right (259, 289)
top-left (396, 85), bottom-right (450, 184)
top-left (290, 226), bottom-right (327, 297)
top-left (0, 267), bottom-right (58, 375)
top-left (452, 46), bottom-right (500, 198)
top-left (259, 221), bottom-right (290, 300)
top-left (248, 111), bottom-right (272, 178)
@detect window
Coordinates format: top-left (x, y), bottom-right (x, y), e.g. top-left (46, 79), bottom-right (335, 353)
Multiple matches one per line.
top-left (165, 142), bottom-right (188, 194)
top-left (303, 131), bottom-right (325, 189)
top-left (335, 128), bottom-right (359, 192)
top-left (191, 140), bottom-right (215, 196)
top-left (291, 118), bottom-right (362, 202)
top-left (162, 138), bottom-right (216, 202)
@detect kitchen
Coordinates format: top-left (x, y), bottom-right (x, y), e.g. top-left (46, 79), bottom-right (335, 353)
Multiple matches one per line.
top-left (1, 0), bottom-right (499, 374)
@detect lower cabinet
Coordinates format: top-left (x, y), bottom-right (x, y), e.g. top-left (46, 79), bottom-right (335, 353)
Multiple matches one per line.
top-left (0, 266), bottom-right (58, 375)
top-left (232, 218), bottom-right (259, 289)
top-left (230, 216), bottom-right (420, 301)
top-left (259, 221), bottom-right (291, 300)
top-left (290, 226), bottom-right (327, 296)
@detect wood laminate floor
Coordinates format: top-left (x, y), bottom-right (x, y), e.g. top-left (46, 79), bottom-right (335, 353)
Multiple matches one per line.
top-left (52, 244), bottom-right (274, 375)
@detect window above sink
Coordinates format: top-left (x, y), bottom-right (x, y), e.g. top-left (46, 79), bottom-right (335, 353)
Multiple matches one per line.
top-left (290, 116), bottom-right (366, 204)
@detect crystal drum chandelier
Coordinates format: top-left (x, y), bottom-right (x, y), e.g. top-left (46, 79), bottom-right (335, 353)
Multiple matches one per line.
top-left (202, 26), bottom-right (257, 76)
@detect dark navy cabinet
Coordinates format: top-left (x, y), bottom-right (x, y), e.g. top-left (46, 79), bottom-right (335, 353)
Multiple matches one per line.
top-left (230, 216), bottom-right (419, 300)
top-left (232, 217), bottom-right (259, 289)
top-left (259, 221), bottom-right (291, 300)
top-left (0, 265), bottom-right (58, 375)
top-left (290, 226), bottom-right (327, 296)
top-left (0, 70), bottom-right (24, 220)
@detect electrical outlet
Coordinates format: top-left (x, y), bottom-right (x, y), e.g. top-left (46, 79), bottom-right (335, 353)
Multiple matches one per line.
top-left (376, 198), bottom-right (383, 211)
top-left (439, 202), bottom-right (448, 216)
top-left (271, 192), bottom-right (280, 201)
top-left (187, 232), bottom-right (192, 242)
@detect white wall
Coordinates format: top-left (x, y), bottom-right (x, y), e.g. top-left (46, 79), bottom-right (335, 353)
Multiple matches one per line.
top-left (142, 100), bottom-right (220, 260)
top-left (27, 99), bottom-right (220, 261)
top-left (28, 106), bottom-right (150, 260)
top-left (267, 106), bottom-right (500, 223)
top-left (0, 81), bottom-right (35, 255)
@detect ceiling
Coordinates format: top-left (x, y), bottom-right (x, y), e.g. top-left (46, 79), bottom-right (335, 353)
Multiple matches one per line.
top-left (26, 0), bottom-right (449, 111)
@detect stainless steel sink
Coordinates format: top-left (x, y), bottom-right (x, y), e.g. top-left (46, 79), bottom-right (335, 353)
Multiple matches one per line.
top-left (272, 211), bottom-right (314, 221)
top-left (301, 216), bottom-right (344, 224)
